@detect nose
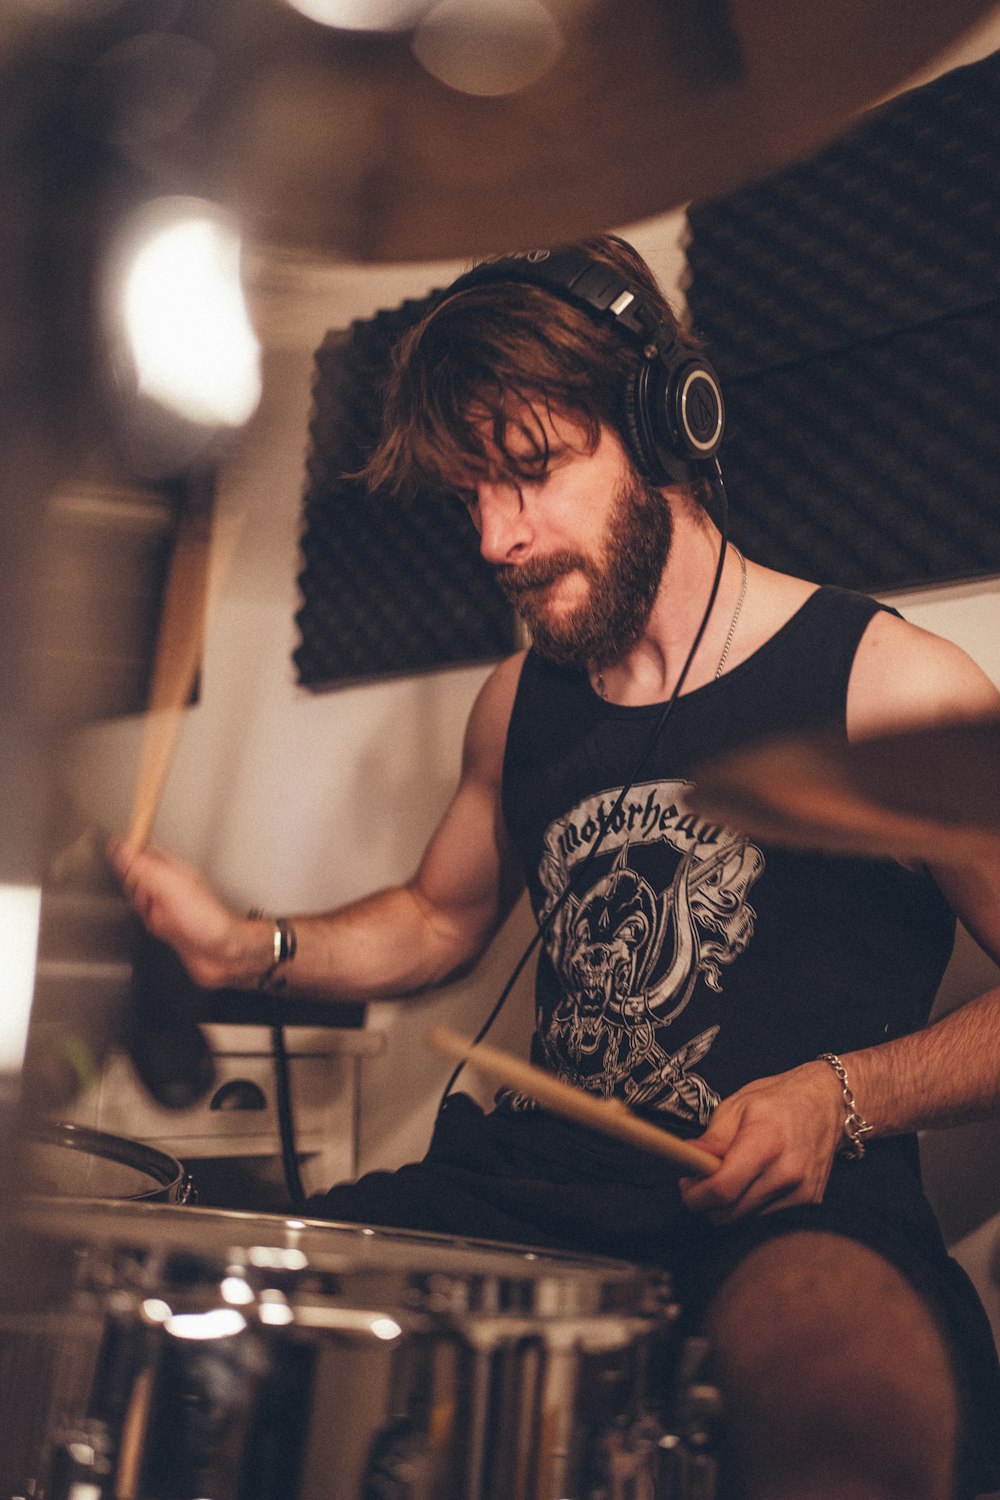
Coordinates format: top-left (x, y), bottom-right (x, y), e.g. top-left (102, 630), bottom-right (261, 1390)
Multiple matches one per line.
top-left (475, 480), bottom-right (533, 566)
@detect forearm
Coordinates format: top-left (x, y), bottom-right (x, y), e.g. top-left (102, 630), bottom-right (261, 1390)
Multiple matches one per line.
top-left (681, 987), bottom-right (1000, 1223)
top-left (222, 883), bottom-right (488, 1001)
top-left (680, 995), bottom-right (1000, 1223)
top-left (840, 986), bottom-right (1000, 1138)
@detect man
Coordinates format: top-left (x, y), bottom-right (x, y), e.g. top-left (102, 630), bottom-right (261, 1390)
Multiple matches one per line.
top-left (115, 235), bottom-right (1000, 1499)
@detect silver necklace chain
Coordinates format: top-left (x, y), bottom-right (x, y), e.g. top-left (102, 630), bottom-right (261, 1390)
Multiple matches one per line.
top-left (714, 545), bottom-right (747, 679)
top-left (595, 545), bottom-right (748, 700)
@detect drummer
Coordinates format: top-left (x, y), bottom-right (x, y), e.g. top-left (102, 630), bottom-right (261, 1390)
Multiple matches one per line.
top-left (115, 234), bottom-right (1000, 1500)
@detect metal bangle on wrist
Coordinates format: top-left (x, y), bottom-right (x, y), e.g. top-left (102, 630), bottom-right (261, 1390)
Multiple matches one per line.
top-left (248, 910), bottom-right (298, 991)
top-left (817, 1052), bottom-right (873, 1160)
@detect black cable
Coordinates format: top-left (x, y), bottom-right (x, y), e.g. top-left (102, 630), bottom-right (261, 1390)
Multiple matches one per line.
top-left (271, 1023), bottom-right (307, 1211)
top-left (435, 459), bottom-right (732, 1114)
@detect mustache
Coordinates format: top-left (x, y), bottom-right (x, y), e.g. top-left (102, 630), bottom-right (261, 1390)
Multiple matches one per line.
top-left (495, 551), bottom-right (592, 599)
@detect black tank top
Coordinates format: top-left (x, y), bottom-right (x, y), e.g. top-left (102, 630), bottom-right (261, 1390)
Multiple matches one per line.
top-left (500, 586), bottom-right (955, 1131)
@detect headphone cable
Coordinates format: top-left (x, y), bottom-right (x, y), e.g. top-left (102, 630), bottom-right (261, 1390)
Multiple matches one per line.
top-left (435, 458), bottom-right (731, 1115)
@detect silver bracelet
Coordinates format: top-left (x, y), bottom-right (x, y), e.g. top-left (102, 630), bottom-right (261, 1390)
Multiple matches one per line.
top-left (248, 911), bottom-right (298, 991)
top-left (817, 1053), bottom-right (873, 1161)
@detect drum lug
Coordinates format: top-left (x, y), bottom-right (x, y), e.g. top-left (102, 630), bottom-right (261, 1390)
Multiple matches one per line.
top-left (43, 1418), bottom-right (114, 1500)
top-left (175, 1173), bottom-right (197, 1205)
top-left (655, 1337), bottom-right (722, 1500)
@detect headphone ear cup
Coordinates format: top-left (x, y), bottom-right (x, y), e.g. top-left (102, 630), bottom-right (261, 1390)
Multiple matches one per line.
top-left (626, 355), bottom-right (725, 482)
top-left (623, 364), bottom-right (669, 484)
top-left (671, 362), bottom-right (725, 464)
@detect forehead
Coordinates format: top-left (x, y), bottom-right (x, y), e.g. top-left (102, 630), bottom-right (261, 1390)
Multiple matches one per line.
top-left (442, 398), bottom-right (595, 484)
top-left (488, 398), bottom-right (591, 446)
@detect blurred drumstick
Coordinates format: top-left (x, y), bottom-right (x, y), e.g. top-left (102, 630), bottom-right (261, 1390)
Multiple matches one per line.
top-left (126, 501), bottom-right (241, 850)
top-left (115, 1365), bottom-right (154, 1500)
top-left (427, 1025), bottom-right (720, 1177)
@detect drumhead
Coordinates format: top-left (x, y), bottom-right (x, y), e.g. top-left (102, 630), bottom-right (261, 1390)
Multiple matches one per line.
top-left (16, 1198), bottom-right (675, 1320)
top-left (22, 1121), bottom-right (188, 1203)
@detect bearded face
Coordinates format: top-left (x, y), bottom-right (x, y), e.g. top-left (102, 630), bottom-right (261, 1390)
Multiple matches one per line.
top-left (496, 467), bottom-right (673, 669)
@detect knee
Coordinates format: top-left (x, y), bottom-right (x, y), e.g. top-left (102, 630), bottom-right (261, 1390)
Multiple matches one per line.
top-left (700, 1231), bottom-right (959, 1500)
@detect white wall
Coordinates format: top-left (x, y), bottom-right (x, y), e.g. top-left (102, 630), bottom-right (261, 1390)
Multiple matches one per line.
top-left (63, 214), bottom-right (1000, 1338)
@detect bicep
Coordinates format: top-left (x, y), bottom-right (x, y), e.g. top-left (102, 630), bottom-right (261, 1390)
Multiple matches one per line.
top-left (411, 770), bottom-right (522, 958)
top-left (408, 654), bottom-right (526, 964)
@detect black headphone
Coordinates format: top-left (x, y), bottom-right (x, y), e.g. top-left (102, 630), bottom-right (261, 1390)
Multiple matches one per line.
top-left (442, 246), bottom-right (725, 486)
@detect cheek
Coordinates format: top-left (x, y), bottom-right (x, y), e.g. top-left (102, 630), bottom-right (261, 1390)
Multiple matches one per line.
top-left (549, 496), bottom-right (604, 550)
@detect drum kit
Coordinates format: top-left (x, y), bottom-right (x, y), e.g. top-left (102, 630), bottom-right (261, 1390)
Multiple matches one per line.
top-left (3, 1193), bottom-right (714, 1500)
top-left (4, 0), bottom-right (1000, 1496)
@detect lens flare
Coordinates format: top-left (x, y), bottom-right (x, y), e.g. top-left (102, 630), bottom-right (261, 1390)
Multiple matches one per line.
top-left (113, 198), bottom-right (261, 429)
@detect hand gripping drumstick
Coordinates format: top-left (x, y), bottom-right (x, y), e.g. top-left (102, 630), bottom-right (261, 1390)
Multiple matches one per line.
top-left (427, 1026), bottom-right (721, 1177)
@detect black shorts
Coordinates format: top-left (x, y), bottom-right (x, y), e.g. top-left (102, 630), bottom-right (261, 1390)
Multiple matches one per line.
top-left (311, 1094), bottom-right (1000, 1495)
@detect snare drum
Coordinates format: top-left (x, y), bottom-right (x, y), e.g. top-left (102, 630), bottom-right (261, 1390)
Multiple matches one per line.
top-left (23, 1120), bottom-right (192, 1203)
top-left (0, 1129), bottom-right (190, 1498)
top-left (10, 1200), bottom-right (688, 1500)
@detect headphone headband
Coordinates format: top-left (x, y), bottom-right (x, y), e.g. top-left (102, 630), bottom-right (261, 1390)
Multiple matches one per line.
top-left (441, 247), bottom-right (724, 483)
top-left (448, 249), bottom-right (662, 345)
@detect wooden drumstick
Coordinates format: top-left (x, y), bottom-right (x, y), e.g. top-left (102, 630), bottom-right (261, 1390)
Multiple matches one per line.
top-left (126, 503), bottom-right (240, 850)
top-left (426, 1026), bottom-right (721, 1177)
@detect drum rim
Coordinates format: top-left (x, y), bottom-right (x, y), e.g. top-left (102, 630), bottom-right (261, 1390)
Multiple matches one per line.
top-left (19, 1196), bottom-right (649, 1270)
top-left (13, 1198), bottom-right (678, 1323)
top-left (25, 1119), bottom-right (186, 1199)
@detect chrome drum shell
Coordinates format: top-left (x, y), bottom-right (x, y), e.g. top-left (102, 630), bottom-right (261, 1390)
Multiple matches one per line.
top-left (6, 1200), bottom-right (683, 1500)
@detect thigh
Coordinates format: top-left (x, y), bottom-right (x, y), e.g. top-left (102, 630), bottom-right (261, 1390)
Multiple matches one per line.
top-left (701, 1229), bottom-right (960, 1500)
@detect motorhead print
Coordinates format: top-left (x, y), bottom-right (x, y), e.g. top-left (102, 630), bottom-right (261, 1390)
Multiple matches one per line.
top-left (535, 780), bottom-right (765, 1125)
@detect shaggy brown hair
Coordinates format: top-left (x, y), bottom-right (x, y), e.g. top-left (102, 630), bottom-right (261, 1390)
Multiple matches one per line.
top-left (361, 234), bottom-right (705, 500)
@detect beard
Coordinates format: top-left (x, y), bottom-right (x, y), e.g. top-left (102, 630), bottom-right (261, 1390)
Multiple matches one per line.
top-left (496, 470), bottom-right (673, 669)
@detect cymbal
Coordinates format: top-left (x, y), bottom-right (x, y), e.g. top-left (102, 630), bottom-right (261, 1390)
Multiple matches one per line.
top-left (691, 715), bottom-right (1000, 863)
top-left (217, 0), bottom-right (1000, 260)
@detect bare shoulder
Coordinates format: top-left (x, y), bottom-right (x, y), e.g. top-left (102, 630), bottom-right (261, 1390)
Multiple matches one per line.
top-left (739, 562), bottom-right (818, 657)
top-left (461, 649), bottom-right (529, 777)
top-left (848, 608), bottom-right (1000, 740)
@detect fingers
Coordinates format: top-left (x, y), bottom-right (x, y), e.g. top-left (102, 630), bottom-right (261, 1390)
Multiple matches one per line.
top-left (108, 837), bottom-right (172, 887)
top-left (681, 1160), bottom-right (808, 1225)
top-left (676, 1068), bottom-right (844, 1225)
top-left (680, 1121), bottom-right (824, 1224)
top-left (107, 838), bottom-right (167, 923)
top-left (107, 836), bottom-right (143, 887)
top-left (109, 848), bottom-right (140, 905)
